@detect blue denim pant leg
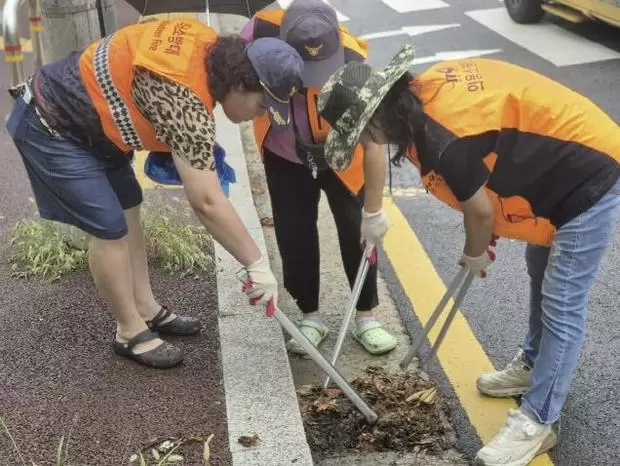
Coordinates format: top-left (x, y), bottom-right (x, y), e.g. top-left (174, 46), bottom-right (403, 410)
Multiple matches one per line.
top-left (521, 179), bottom-right (620, 424)
top-left (5, 95), bottom-right (142, 240)
top-left (522, 243), bottom-right (550, 367)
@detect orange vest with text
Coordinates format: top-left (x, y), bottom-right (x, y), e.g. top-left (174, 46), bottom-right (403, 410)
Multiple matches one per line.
top-left (79, 19), bottom-right (216, 152)
top-left (251, 9), bottom-right (368, 195)
top-left (406, 58), bottom-right (620, 246)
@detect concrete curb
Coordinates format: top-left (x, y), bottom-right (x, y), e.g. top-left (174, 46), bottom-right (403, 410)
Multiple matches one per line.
top-left (207, 12), bottom-right (314, 466)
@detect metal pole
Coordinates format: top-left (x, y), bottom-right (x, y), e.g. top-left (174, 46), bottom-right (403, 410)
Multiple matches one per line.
top-left (28, 0), bottom-right (45, 69)
top-left (273, 306), bottom-right (379, 425)
top-left (323, 245), bottom-right (375, 388)
top-left (423, 270), bottom-right (475, 367)
top-left (2, 0), bottom-right (25, 87)
top-left (237, 271), bottom-right (378, 425)
top-left (40, 0), bottom-right (115, 63)
top-left (400, 266), bottom-right (469, 370)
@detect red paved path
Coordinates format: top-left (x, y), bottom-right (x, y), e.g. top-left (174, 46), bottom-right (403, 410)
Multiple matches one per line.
top-left (0, 2), bottom-right (231, 464)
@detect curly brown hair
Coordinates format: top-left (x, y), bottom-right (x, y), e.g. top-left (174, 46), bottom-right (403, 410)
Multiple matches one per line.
top-left (206, 35), bottom-right (262, 102)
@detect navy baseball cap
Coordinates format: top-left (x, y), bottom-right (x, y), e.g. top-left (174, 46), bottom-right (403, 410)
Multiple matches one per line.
top-left (280, 0), bottom-right (345, 88)
top-left (246, 37), bottom-right (304, 130)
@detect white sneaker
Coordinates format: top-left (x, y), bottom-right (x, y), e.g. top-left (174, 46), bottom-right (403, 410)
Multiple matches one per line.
top-left (475, 408), bottom-right (557, 466)
top-left (477, 350), bottom-right (531, 397)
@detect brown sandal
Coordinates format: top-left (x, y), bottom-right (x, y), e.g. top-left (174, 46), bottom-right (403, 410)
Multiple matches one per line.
top-left (146, 306), bottom-right (201, 336)
top-left (113, 329), bottom-right (184, 369)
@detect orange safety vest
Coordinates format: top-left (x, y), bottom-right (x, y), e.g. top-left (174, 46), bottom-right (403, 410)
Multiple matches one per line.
top-left (406, 58), bottom-right (620, 247)
top-left (251, 9), bottom-right (368, 195)
top-left (79, 19), bottom-right (216, 152)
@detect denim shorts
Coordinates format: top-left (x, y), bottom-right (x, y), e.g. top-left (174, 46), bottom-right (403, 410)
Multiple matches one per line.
top-left (5, 95), bottom-right (142, 240)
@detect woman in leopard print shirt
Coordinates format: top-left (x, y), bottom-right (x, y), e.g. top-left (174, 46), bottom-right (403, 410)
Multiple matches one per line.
top-left (6, 22), bottom-right (304, 369)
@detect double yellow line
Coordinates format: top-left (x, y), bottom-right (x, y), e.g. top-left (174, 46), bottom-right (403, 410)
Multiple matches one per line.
top-left (382, 197), bottom-right (553, 465)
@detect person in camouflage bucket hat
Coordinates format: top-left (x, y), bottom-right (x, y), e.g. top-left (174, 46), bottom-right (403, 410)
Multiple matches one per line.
top-left (318, 44), bottom-right (619, 466)
top-left (317, 44), bottom-right (416, 172)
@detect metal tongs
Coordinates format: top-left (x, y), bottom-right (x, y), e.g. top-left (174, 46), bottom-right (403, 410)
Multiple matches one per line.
top-left (237, 269), bottom-right (379, 425)
top-left (400, 266), bottom-right (475, 370)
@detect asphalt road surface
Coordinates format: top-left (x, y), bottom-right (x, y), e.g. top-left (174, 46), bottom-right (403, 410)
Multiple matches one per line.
top-left (320, 0), bottom-right (619, 465)
top-left (0, 2), bottom-right (230, 465)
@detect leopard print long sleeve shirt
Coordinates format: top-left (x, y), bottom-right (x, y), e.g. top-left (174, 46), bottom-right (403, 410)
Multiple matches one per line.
top-left (131, 67), bottom-right (216, 172)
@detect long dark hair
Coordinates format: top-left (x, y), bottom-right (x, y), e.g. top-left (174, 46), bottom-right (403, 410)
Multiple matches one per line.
top-left (368, 72), bottom-right (426, 166)
top-left (206, 36), bottom-right (262, 102)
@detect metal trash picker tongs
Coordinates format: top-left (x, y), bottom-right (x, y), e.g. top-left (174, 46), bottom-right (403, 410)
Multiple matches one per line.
top-left (400, 265), bottom-right (476, 370)
top-left (323, 243), bottom-right (376, 389)
top-left (237, 270), bottom-right (379, 425)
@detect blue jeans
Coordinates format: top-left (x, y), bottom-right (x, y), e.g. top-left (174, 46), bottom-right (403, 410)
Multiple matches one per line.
top-left (521, 179), bottom-right (620, 424)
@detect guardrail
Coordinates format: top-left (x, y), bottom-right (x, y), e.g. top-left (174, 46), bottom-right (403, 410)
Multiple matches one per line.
top-left (2, 0), bottom-right (45, 87)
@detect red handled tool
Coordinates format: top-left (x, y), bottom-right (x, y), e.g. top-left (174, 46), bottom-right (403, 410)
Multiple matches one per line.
top-left (237, 269), bottom-right (379, 425)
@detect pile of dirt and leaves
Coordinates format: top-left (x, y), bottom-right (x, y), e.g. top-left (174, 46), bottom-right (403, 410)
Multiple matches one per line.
top-left (297, 366), bottom-right (457, 460)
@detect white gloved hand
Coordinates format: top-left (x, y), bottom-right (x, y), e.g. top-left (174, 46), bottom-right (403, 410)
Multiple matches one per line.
top-left (361, 208), bottom-right (389, 247)
top-left (459, 237), bottom-right (497, 278)
top-left (243, 254), bottom-right (278, 306)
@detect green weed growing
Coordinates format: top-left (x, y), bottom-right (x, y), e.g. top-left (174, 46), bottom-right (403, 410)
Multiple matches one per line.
top-left (7, 194), bottom-right (214, 282)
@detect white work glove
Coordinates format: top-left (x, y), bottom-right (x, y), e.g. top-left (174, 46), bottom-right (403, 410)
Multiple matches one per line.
top-left (459, 235), bottom-right (498, 278)
top-left (361, 208), bottom-right (389, 248)
top-left (242, 254), bottom-right (278, 308)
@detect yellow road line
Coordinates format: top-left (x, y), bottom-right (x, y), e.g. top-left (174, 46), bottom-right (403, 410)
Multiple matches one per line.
top-left (134, 150), bottom-right (182, 190)
top-left (382, 197), bottom-right (553, 465)
top-left (0, 37), bottom-right (33, 52)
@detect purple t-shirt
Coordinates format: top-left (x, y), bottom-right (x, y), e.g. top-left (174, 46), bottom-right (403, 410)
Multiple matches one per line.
top-left (241, 17), bottom-right (312, 165)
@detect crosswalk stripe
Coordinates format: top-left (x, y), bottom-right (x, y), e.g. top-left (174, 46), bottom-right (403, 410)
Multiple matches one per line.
top-left (413, 48), bottom-right (503, 65)
top-left (381, 0), bottom-right (449, 13)
top-left (360, 23), bottom-right (460, 40)
top-left (467, 8), bottom-right (620, 67)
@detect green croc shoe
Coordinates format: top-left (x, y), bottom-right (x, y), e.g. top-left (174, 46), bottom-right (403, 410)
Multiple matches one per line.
top-left (352, 321), bottom-right (398, 355)
top-left (286, 319), bottom-right (329, 355)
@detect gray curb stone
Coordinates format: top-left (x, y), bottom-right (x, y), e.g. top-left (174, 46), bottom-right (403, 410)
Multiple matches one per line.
top-left (207, 12), bottom-right (314, 466)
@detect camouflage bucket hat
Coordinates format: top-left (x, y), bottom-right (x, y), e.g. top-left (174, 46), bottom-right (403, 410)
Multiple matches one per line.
top-left (317, 44), bottom-right (416, 171)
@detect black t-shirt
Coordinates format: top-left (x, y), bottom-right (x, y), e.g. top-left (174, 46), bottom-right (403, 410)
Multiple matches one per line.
top-left (435, 129), bottom-right (619, 227)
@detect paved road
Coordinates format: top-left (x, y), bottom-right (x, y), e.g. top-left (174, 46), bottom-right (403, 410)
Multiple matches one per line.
top-left (0, 3), bottom-right (230, 464)
top-left (306, 1), bottom-right (619, 465)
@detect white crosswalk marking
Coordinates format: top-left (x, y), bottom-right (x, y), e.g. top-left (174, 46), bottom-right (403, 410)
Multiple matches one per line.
top-left (275, 0), bottom-right (618, 68)
top-left (413, 49), bottom-right (503, 65)
top-left (467, 8), bottom-right (620, 66)
top-left (360, 24), bottom-right (460, 40)
top-left (277, 0), bottom-right (349, 21)
top-left (381, 0), bottom-right (449, 12)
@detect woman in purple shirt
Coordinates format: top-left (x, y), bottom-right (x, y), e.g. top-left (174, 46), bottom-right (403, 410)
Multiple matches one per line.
top-left (241, 0), bottom-right (398, 356)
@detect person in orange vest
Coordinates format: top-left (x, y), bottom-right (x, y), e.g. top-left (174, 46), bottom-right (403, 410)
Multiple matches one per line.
top-left (317, 45), bottom-right (619, 465)
top-left (5, 19), bottom-right (305, 369)
top-left (239, 0), bottom-right (398, 356)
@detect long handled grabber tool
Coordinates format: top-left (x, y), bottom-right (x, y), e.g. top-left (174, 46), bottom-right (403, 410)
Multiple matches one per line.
top-left (323, 244), bottom-right (377, 389)
top-left (237, 271), bottom-right (379, 426)
top-left (400, 265), bottom-right (476, 370)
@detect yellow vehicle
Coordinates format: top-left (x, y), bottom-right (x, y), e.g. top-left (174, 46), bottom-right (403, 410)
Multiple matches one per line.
top-left (505, 0), bottom-right (620, 28)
